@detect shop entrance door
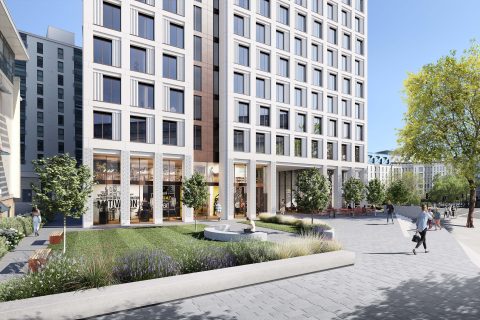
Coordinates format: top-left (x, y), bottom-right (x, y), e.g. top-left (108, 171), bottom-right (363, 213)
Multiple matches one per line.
top-left (234, 185), bottom-right (247, 218)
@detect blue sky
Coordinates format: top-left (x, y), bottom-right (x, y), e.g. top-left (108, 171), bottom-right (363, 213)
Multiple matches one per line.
top-left (5, 0), bottom-right (480, 152)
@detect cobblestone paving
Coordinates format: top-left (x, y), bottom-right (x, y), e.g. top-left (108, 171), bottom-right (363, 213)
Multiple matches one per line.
top-left (95, 215), bottom-right (480, 320)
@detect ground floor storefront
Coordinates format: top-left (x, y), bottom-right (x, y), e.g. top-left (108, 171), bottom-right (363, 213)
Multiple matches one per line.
top-left (83, 149), bottom-right (367, 227)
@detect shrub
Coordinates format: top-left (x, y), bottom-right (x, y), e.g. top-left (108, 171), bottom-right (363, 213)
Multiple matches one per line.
top-left (258, 214), bottom-right (331, 231)
top-left (226, 241), bottom-right (277, 265)
top-left (178, 245), bottom-right (237, 274)
top-left (0, 228), bottom-right (24, 250)
top-left (272, 235), bottom-right (342, 259)
top-left (0, 237), bottom-right (8, 258)
top-left (0, 217), bottom-right (33, 237)
top-left (78, 256), bottom-right (116, 288)
top-left (113, 249), bottom-right (181, 283)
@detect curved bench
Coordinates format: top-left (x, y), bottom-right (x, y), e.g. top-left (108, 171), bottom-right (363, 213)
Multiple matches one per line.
top-left (204, 225), bottom-right (268, 242)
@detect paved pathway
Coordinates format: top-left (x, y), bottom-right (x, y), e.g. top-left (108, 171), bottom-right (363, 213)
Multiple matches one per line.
top-left (95, 214), bottom-right (480, 320)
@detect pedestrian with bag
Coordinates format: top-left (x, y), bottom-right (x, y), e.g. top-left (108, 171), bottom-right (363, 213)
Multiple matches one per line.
top-left (32, 206), bottom-right (41, 236)
top-left (386, 201), bottom-right (395, 224)
top-left (413, 204), bottom-right (433, 255)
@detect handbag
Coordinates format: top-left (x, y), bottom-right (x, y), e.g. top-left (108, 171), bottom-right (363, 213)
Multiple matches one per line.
top-left (411, 233), bottom-right (421, 243)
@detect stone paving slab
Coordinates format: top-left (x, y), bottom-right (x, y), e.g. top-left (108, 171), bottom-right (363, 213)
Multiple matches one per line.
top-left (95, 214), bottom-right (480, 320)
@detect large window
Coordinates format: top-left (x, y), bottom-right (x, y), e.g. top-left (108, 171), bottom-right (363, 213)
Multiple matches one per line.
top-left (130, 157), bottom-right (154, 224)
top-left (236, 0), bottom-right (249, 9)
top-left (163, 54), bottom-right (178, 80)
top-left (259, 51), bottom-right (270, 72)
top-left (313, 69), bottom-right (322, 87)
top-left (313, 21), bottom-right (322, 38)
top-left (94, 111), bottom-right (112, 139)
top-left (279, 110), bottom-right (289, 129)
top-left (259, 0), bottom-right (270, 17)
top-left (294, 138), bottom-right (302, 157)
top-left (170, 24), bottom-right (184, 48)
top-left (234, 72), bottom-right (245, 94)
top-left (238, 45), bottom-right (249, 66)
top-left (93, 155), bottom-right (121, 225)
top-left (296, 114), bottom-right (306, 132)
top-left (194, 6), bottom-right (202, 31)
top-left (256, 78), bottom-right (266, 98)
top-left (130, 116), bottom-right (147, 143)
top-left (138, 83), bottom-right (154, 108)
top-left (256, 23), bottom-right (266, 44)
top-left (103, 2), bottom-right (121, 31)
top-left (164, 0), bottom-right (180, 14)
top-left (169, 88), bottom-right (184, 113)
top-left (313, 117), bottom-right (322, 134)
top-left (278, 5), bottom-right (289, 25)
top-left (327, 142), bottom-right (334, 160)
top-left (312, 140), bottom-right (319, 158)
top-left (103, 76), bottom-right (121, 104)
top-left (276, 83), bottom-right (286, 103)
top-left (238, 102), bottom-right (249, 123)
top-left (194, 125), bottom-right (202, 150)
top-left (296, 63), bottom-right (306, 82)
top-left (130, 46), bottom-right (146, 73)
top-left (296, 13), bottom-right (306, 32)
top-left (194, 36), bottom-right (202, 61)
top-left (194, 66), bottom-right (202, 90)
top-left (260, 106), bottom-right (270, 126)
top-left (194, 95), bottom-right (202, 120)
top-left (138, 13), bottom-right (154, 40)
top-left (163, 120), bottom-right (178, 145)
top-left (276, 30), bottom-right (286, 50)
top-left (256, 133), bottom-right (266, 154)
top-left (234, 130), bottom-right (245, 152)
top-left (355, 146), bottom-right (361, 162)
top-left (94, 37), bottom-right (112, 65)
top-left (278, 58), bottom-right (289, 77)
top-left (276, 136), bottom-right (285, 155)
top-left (234, 15), bottom-right (245, 36)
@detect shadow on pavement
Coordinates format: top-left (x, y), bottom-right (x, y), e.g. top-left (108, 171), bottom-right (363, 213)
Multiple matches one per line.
top-left (339, 274), bottom-right (480, 320)
top-left (365, 252), bottom-right (412, 255)
top-left (30, 240), bottom-right (47, 246)
top-left (0, 262), bottom-right (26, 275)
top-left (89, 301), bottom-right (238, 320)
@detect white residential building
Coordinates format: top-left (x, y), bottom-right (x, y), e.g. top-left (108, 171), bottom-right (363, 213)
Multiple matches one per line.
top-left (0, 0), bottom-right (29, 216)
top-left (15, 27), bottom-right (83, 213)
top-left (83, 0), bottom-right (368, 227)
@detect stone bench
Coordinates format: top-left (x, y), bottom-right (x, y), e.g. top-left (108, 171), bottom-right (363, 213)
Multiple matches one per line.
top-left (28, 248), bottom-right (52, 272)
top-left (49, 231), bottom-right (64, 245)
top-left (204, 225), bottom-right (268, 242)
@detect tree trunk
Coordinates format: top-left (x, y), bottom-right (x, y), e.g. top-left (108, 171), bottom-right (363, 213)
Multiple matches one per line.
top-left (63, 214), bottom-right (67, 254)
top-left (194, 213), bottom-right (197, 232)
top-left (311, 211), bottom-right (314, 225)
top-left (467, 184), bottom-right (475, 228)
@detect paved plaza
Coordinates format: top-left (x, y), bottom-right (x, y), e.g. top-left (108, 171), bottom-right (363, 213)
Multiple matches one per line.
top-left (95, 213), bottom-right (480, 320)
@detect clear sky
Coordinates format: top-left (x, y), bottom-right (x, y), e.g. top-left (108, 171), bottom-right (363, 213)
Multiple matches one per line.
top-left (5, 0), bottom-right (480, 153)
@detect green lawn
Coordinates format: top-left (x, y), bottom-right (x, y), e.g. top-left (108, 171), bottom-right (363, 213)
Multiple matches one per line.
top-left (238, 221), bottom-right (298, 233)
top-left (49, 225), bottom-right (227, 260)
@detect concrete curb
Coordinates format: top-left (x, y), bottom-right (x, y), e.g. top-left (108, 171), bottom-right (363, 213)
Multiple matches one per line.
top-left (0, 250), bottom-right (355, 320)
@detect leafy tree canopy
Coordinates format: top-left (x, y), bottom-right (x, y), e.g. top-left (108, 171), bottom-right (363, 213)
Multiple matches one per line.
top-left (366, 179), bottom-right (386, 207)
top-left (429, 174), bottom-right (469, 203)
top-left (343, 177), bottom-right (365, 206)
top-left (294, 168), bottom-right (331, 213)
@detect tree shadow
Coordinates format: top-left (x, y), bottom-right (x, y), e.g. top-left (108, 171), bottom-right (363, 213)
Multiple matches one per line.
top-left (339, 274), bottom-right (480, 320)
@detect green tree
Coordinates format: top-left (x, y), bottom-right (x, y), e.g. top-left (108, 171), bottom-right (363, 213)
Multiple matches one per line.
top-left (366, 179), bottom-right (386, 208)
top-left (294, 168), bottom-right (331, 224)
top-left (386, 173), bottom-right (422, 205)
top-left (429, 174), bottom-right (469, 203)
top-left (343, 177), bottom-right (365, 207)
top-left (181, 172), bottom-right (209, 231)
top-left (32, 154), bottom-right (94, 253)
top-left (398, 42), bottom-right (480, 227)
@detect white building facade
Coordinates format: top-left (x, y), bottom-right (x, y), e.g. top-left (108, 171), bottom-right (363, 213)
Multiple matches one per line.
top-left (15, 27), bottom-right (82, 213)
top-left (83, 0), bottom-right (368, 227)
top-left (0, 0), bottom-right (29, 216)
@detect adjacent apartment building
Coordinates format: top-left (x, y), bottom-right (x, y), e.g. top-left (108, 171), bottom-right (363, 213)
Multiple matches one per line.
top-left (15, 27), bottom-right (82, 214)
top-left (83, 0), bottom-right (368, 227)
top-left (0, 0), bottom-right (29, 216)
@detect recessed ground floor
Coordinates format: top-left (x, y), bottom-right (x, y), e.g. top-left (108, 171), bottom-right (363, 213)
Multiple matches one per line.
top-left (82, 149), bottom-right (367, 228)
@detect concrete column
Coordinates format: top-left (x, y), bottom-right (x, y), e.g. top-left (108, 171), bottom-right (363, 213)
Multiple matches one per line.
top-left (83, 148), bottom-right (94, 228)
top-left (182, 155), bottom-right (193, 222)
top-left (247, 160), bottom-right (257, 219)
top-left (220, 159), bottom-right (235, 220)
top-left (267, 162), bottom-right (277, 214)
top-left (120, 150), bottom-right (130, 226)
top-left (335, 168), bottom-right (343, 208)
top-left (153, 153), bottom-right (163, 224)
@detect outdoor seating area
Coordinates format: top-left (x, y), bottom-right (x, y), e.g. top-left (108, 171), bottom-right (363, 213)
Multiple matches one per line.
top-left (204, 225), bottom-right (268, 242)
top-left (28, 248), bottom-right (51, 273)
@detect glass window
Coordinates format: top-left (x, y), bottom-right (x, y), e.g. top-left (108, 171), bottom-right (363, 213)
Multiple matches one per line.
top-left (356, 0), bottom-right (364, 12)
top-left (256, 78), bottom-right (266, 98)
top-left (313, 117), bottom-right (322, 134)
top-left (296, 64), bottom-right (306, 82)
top-left (355, 103), bottom-right (362, 119)
top-left (234, 15), bottom-right (245, 36)
top-left (256, 23), bottom-right (266, 44)
top-left (194, 95), bottom-right (202, 120)
top-left (341, 144), bottom-right (347, 161)
top-left (58, 74), bottom-right (64, 86)
top-left (58, 101), bottom-right (64, 113)
top-left (37, 56), bottom-right (43, 68)
top-left (234, 72), bottom-right (245, 94)
top-left (94, 37), bottom-right (112, 65)
top-left (163, 120), bottom-right (178, 145)
top-left (37, 97), bottom-right (43, 109)
top-left (294, 138), bottom-right (302, 157)
top-left (238, 45), bottom-right (249, 66)
top-left (343, 33), bottom-right (351, 50)
top-left (279, 110), bottom-right (289, 129)
top-left (103, 76), bottom-right (121, 104)
top-left (103, 2), bottom-right (121, 31)
top-left (327, 3), bottom-right (335, 20)
top-left (356, 81), bottom-right (364, 98)
top-left (130, 46), bottom-right (146, 73)
top-left (327, 96), bottom-right (335, 113)
top-left (296, 113), bottom-right (306, 132)
top-left (278, 57), bottom-right (289, 77)
top-left (194, 125), bottom-right (202, 150)
top-left (194, 6), bottom-right (202, 32)
top-left (355, 146), bottom-right (361, 162)
top-left (37, 112), bottom-right (44, 124)
top-left (138, 82), bottom-right (154, 108)
top-left (238, 102), bottom-right (249, 123)
top-left (278, 6), bottom-right (289, 25)
top-left (256, 133), bottom-right (266, 154)
top-left (58, 114), bottom-right (64, 126)
top-left (295, 88), bottom-right (303, 107)
top-left (169, 88), bottom-right (184, 113)
top-left (276, 83), bottom-right (286, 103)
top-left (328, 27), bottom-right (337, 44)
top-left (328, 119), bottom-right (337, 137)
top-left (57, 48), bottom-right (64, 59)
top-left (312, 43), bottom-right (320, 62)
top-left (312, 140), bottom-right (320, 158)
top-left (259, 0), bottom-right (270, 17)
top-left (260, 106), bottom-right (270, 126)
top-left (37, 83), bottom-right (43, 95)
top-left (58, 128), bottom-right (64, 140)
top-left (37, 42), bottom-right (43, 54)
top-left (259, 51), bottom-right (270, 72)
top-left (163, 0), bottom-right (179, 14)
top-left (343, 122), bottom-right (351, 139)
top-left (312, 92), bottom-right (320, 110)
top-left (234, 130), bottom-right (245, 151)
top-left (37, 70), bottom-right (43, 81)
top-left (94, 111), bottom-right (112, 139)
top-left (327, 142), bottom-right (334, 160)
top-left (194, 36), bottom-right (202, 61)
top-left (276, 30), bottom-right (285, 50)
top-left (356, 125), bottom-right (364, 141)
top-left (58, 61), bottom-right (64, 73)
top-left (295, 37), bottom-right (303, 56)
top-left (328, 73), bottom-right (337, 91)
top-left (343, 78), bottom-right (351, 94)
top-left (276, 136), bottom-right (285, 155)
top-left (342, 55), bottom-right (350, 71)
top-left (163, 54), bottom-right (178, 79)
top-left (138, 13), bottom-right (154, 40)
top-left (236, 0), bottom-right (249, 9)
top-left (194, 66), bottom-right (202, 90)
top-left (130, 116), bottom-right (147, 143)
top-left (169, 23), bottom-right (184, 48)
top-left (313, 69), bottom-right (322, 87)
top-left (296, 13), bottom-right (306, 32)
top-left (37, 140), bottom-right (44, 152)
top-left (356, 39), bottom-right (364, 55)
top-left (313, 21), bottom-right (322, 38)
top-left (37, 126), bottom-right (44, 138)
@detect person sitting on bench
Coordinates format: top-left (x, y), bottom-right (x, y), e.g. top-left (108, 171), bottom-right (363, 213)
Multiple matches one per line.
top-left (244, 217), bottom-right (256, 233)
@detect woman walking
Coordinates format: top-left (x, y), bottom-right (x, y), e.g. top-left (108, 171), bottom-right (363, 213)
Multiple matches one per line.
top-left (433, 207), bottom-right (442, 230)
top-left (413, 204), bottom-right (432, 255)
top-left (32, 206), bottom-right (41, 236)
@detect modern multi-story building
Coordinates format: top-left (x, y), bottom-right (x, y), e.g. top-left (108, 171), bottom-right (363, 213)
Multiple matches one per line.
top-left (0, 0), bottom-right (29, 217)
top-left (83, 0), bottom-right (368, 227)
top-left (15, 27), bottom-right (82, 213)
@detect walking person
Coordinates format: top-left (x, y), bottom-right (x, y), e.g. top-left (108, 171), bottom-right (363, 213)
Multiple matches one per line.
top-left (433, 207), bottom-right (442, 230)
top-left (386, 201), bottom-right (395, 224)
top-left (32, 206), bottom-right (41, 236)
top-left (280, 199), bottom-right (286, 215)
top-left (413, 204), bottom-right (433, 255)
top-left (451, 205), bottom-right (456, 218)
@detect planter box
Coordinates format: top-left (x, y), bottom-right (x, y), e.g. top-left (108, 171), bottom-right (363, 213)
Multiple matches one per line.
top-left (0, 250), bottom-right (355, 320)
top-left (48, 231), bottom-right (63, 245)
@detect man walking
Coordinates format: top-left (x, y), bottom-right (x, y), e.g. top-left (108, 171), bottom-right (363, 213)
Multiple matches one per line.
top-left (386, 201), bottom-right (395, 224)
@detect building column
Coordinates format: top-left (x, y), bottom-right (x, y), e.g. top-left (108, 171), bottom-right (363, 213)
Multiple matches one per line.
top-left (335, 168), bottom-right (343, 208)
top-left (153, 152), bottom-right (163, 224)
top-left (120, 150), bottom-right (130, 226)
top-left (220, 159), bottom-right (235, 220)
top-left (83, 148), bottom-right (94, 228)
top-left (247, 160), bottom-right (257, 219)
top-left (267, 162), bottom-right (277, 214)
top-left (182, 155), bottom-right (193, 222)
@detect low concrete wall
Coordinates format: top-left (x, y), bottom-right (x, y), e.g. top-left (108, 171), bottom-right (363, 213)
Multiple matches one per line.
top-left (393, 205), bottom-right (422, 220)
top-left (0, 250), bottom-right (355, 320)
